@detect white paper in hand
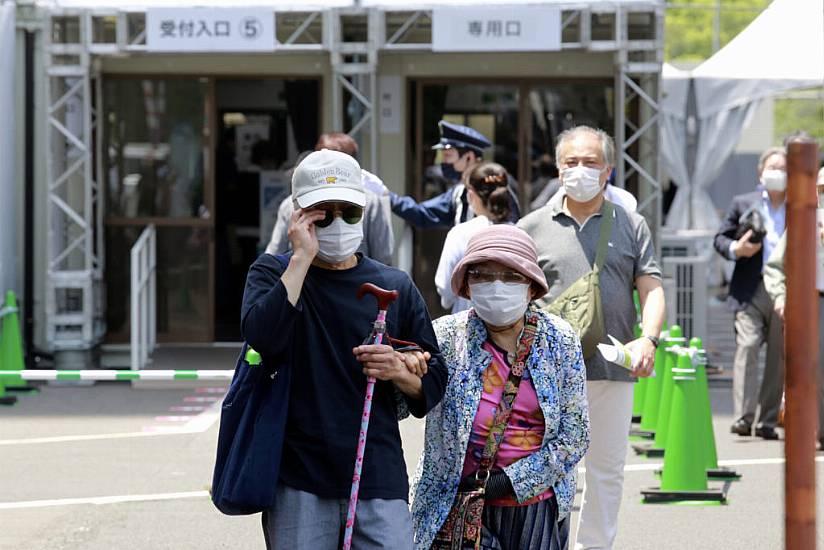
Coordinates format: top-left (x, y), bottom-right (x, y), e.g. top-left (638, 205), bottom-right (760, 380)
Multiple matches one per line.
top-left (597, 335), bottom-right (641, 372)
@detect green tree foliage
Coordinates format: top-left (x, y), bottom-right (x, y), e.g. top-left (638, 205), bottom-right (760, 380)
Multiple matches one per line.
top-left (774, 95), bottom-right (824, 149)
top-left (666, 1), bottom-right (824, 147)
top-left (665, 1), bottom-right (768, 63)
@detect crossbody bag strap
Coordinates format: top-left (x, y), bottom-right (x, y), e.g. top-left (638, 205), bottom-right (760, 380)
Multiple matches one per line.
top-left (475, 311), bottom-right (540, 483)
top-left (593, 201), bottom-right (615, 272)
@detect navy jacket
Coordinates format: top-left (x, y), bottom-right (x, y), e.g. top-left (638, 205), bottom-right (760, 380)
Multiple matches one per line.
top-left (713, 191), bottom-right (764, 311)
top-left (240, 253), bottom-right (447, 500)
top-left (390, 181), bottom-right (522, 229)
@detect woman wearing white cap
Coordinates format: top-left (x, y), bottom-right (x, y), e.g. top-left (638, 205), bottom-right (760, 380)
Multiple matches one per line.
top-left (242, 149), bottom-right (448, 549)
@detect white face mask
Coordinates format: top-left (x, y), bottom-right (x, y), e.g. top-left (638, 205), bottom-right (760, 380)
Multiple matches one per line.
top-left (315, 217), bottom-right (363, 264)
top-left (761, 169), bottom-right (787, 192)
top-left (469, 280), bottom-right (530, 327)
top-left (561, 165), bottom-right (605, 202)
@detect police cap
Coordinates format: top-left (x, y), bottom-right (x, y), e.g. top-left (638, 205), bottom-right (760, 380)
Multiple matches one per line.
top-left (432, 120), bottom-right (491, 156)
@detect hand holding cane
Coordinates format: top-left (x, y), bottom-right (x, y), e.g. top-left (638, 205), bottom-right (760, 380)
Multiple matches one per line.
top-left (343, 283), bottom-right (399, 550)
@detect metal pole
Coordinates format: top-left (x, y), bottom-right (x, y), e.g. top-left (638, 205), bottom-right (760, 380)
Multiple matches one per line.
top-left (23, 30), bottom-right (35, 368)
top-left (784, 140), bottom-right (819, 550)
top-left (711, 0), bottom-right (720, 53)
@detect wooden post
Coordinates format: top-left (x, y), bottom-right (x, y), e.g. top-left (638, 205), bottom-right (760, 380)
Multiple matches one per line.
top-left (784, 140), bottom-right (819, 550)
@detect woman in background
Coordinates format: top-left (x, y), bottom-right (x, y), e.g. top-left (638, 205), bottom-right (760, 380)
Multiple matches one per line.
top-left (435, 162), bottom-right (513, 313)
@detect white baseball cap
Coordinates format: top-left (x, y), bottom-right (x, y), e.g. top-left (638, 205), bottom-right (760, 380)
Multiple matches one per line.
top-left (291, 149), bottom-right (366, 208)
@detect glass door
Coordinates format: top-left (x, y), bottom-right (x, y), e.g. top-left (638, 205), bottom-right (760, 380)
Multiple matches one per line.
top-left (410, 79), bottom-right (614, 316)
top-left (412, 82), bottom-right (521, 318)
top-left (102, 77), bottom-right (214, 342)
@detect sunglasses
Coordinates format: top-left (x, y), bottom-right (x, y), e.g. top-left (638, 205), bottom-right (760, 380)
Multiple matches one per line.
top-left (313, 203), bottom-right (364, 228)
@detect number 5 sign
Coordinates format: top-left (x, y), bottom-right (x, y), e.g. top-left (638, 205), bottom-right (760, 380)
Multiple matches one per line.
top-left (147, 8), bottom-right (274, 52)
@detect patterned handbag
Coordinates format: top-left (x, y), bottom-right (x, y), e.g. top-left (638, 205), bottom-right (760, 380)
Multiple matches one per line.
top-left (431, 311), bottom-right (539, 550)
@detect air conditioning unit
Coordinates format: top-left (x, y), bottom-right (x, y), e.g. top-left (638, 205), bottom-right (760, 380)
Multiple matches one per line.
top-left (662, 253), bottom-right (710, 342)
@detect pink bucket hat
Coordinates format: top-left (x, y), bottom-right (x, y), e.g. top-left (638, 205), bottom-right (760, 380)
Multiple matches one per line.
top-left (451, 224), bottom-right (549, 300)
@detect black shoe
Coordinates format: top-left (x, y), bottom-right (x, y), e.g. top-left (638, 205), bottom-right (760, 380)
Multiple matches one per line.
top-left (818, 438), bottom-right (823, 451)
top-left (755, 425), bottom-right (779, 440)
top-left (730, 418), bottom-right (752, 436)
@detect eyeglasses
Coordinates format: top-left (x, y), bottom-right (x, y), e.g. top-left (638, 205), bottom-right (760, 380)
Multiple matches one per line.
top-left (467, 269), bottom-right (530, 285)
top-left (313, 204), bottom-right (364, 228)
top-left (559, 158), bottom-right (605, 171)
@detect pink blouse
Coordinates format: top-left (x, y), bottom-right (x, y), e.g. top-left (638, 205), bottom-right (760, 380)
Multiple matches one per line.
top-left (461, 341), bottom-right (554, 506)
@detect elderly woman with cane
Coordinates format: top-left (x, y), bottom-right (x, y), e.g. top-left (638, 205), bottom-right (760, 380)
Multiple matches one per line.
top-left (410, 224), bottom-right (590, 550)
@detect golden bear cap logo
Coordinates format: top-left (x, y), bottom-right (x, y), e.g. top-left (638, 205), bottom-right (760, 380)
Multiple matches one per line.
top-left (325, 176), bottom-right (337, 184)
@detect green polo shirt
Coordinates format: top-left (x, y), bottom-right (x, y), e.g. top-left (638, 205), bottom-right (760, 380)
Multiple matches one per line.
top-left (518, 191), bottom-right (661, 382)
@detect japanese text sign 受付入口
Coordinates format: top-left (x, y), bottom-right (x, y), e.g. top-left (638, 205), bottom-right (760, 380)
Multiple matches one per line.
top-left (146, 8), bottom-right (274, 52)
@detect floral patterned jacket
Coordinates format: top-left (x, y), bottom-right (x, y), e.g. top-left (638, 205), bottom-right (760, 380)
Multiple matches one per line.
top-left (410, 308), bottom-right (589, 550)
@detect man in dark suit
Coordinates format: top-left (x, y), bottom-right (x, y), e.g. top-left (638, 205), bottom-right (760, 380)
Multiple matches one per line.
top-left (714, 146), bottom-right (788, 440)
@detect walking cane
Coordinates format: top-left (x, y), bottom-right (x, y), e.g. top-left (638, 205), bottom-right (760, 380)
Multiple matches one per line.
top-left (343, 283), bottom-right (399, 550)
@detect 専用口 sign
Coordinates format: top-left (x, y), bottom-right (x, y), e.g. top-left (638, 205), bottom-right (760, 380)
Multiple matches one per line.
top-left (146, 8), bottom-right (274, 52)
top-left (432, 6), bottom-right (561, 52)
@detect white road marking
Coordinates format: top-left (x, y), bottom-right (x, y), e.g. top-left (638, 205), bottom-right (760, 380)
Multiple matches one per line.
top-left (0, 457), bottom-right (821, 510)
top-left (155, 416), bottom-right (194, 422)
top-left (183, 396), bottom-right (220, 403)
top-left (579, 455), bottom-right (824, 473)
top-left (0, 401), bottom-right (222, 446)
top-left (195, 387), bottom-right (227, 394)
top-left (0, 490), bottom-right (210, 510)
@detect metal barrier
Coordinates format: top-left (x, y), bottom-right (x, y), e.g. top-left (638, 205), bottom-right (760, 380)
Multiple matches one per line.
top-left (131, 225), bottom-right (156, 371)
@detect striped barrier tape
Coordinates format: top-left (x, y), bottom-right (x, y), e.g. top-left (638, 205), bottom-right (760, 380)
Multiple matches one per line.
top-left (0, 370), bottom-right (235, 382)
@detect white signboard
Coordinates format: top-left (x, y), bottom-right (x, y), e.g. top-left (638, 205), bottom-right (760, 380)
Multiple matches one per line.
top-left (235, 115), bottom-right (271, 172)
top-left (432, 6), bottom-right (561, 52)
top-left (378, 76), bottom-right (401, 135)
top-left (147, 8), bottom-right (275, 52)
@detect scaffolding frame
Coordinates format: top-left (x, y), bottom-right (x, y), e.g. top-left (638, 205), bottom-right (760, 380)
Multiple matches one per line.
top-left (40, 2), bottom-right (663, 351)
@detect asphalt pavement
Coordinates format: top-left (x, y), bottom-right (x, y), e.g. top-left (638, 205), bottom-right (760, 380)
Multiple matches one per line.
top-left (1, 378), bottom-right (822, 549)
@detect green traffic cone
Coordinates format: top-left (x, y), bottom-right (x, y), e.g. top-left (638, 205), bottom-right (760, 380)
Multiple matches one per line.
top-left (1, 291), bottom-right (36, 394)
top-left (647, 325), bottom-right (685, 456)
top-left (641, 350), bottom-right (727, 503)
top-left (638, 329), bottom-right (668, 435)
top-left (1, 291), bottom-right (24, 371)
top-left (690, 337), bottom-right (718, 472)
top-left (689, 337), bottom-right (741, 480)
top-left (660, 362), bottom-right (708, 492)
top-left (632, 377), bottom-right (647, 421)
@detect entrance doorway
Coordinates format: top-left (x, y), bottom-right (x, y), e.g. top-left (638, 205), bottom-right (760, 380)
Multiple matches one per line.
top-left (102, 77), bottom-right (213, 343)
top-left (213, 78), bottom-right (320, 341)
top-left (410, 79), bottom-right (614, 317)
top-left (101, 76), bottom-right (319, 343)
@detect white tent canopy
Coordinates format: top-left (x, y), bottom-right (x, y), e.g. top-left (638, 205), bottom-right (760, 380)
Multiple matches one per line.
top-left (693, 0), bottom-right (824, 117)
top-left (664, 0), bottom-right (824, 230)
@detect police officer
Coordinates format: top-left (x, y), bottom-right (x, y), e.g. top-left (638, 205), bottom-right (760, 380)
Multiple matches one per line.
top-left (378, 121), bottom-right (520, 228)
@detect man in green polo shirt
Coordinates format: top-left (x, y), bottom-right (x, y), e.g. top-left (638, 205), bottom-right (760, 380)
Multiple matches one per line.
top-left (518, 125), bottom-right (665, 550)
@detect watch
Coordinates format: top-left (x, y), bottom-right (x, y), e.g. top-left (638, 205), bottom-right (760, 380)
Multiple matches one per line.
top-left (644, 335), bottom-right (660, 348)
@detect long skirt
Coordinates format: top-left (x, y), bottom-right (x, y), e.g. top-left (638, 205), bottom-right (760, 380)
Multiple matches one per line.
top-left (478, 497), bottom-right (568, 550)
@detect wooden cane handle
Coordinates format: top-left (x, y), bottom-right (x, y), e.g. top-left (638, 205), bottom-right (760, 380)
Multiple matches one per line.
top-left (357, 283), bottom-right (399, 311)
